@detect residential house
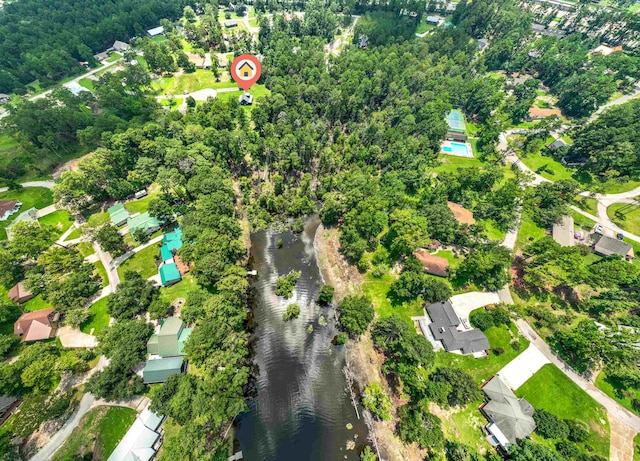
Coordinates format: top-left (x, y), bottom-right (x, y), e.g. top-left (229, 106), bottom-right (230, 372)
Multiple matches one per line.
top-left (481, 375), bottom-right (536, 451)
top-left (127, 212), bottom-right (162, 236)
top-left (147, 26), bottom-right (165, 37)
top-left (159, 263), bottom-right (182, 286)
top-left (142, 356), bottom-right (186, 384)
top-left (108, 203), bottom-right (130, 226)
top-left (447, 201), bottom-right (476, 225)
top-left (412, 250), bottom-right (450, 277)
top-left (14, 308), bottom-right (58, 342)
top-left (527, 106), bottom-right (561, 121)
top-left (552, 215), bottom-right (575, 247)
top-left (592, 234), bottom-right (634, 260)
top-left (6, 208), bottom-right (38, 240)
top-left (112, 40), bottom-right (131, 52)
top-left (224, 19), bottom-right (238, 28)
top-left (426, 15), bottom-right (440, 25)
top-left (445, 109), bottom-right (468, 141)
top-left (0, 396), bottom-right (19, 424)
top-left (108, 404), bottom-right (164, 461)
top-left (93, 51), bottom-right (110, 62)
top-left (592, 44), bottom-right (623, 56)
top-left (548, 138), bottom-right (567, 151)
top-left (0, 200), bottom-right (21, 221)
top-left (8, 282), bottom-right (34, 304)
top-left (426, 301), bottom-right (490, 355)
top-left (147, 316), bottom-right (192, 357)
top-left (160, 227), bottom-right (183, 262)
top-left (239, 93), bottom-right (253, 105)
top-left (0, 94), bottom-right (10, 105)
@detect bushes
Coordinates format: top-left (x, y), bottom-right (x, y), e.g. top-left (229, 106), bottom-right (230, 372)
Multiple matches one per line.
top-left (469, 305), bottom-right (511, 331)
top-left (337, 295), bottom-right (374, 337)
top-left (428, 368), bottom-right (482, 407)
top-left (534, 409), bottom-right (569, 439)
top-left (283, 303), bottom-right (301, 321)
top-left (275, 271), bottom-right (301, 298)
top-left (396, 402), bottom-right (444, 452)
top-left (317, 285), bottom-right (334, 305)
top-left (362, 383), bottom-right (392, 421)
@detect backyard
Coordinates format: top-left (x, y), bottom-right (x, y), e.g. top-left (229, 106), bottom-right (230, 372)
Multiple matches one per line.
top-left (51, 406), bottom-right (136, 461)
top-left (515, 212), bottom-right (546, 250)
top-left (362, 272), bottom-right (423, 326)
top-left (39, 210), bottom-right (74, 236)
top-left (117, 244), bottom-right (159, 280)
top-left (80, 295), bottom-right (110, 335)
top-left (515, 364), bottom-right (610, 459)
top-left (0, 187), bottom-right (53, 239)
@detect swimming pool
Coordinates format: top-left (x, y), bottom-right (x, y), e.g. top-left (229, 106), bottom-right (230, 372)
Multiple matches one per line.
top-left (442, 141), bottom-right (472, 157)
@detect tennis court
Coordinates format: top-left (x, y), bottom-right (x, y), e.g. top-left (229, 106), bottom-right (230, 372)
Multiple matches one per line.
top-left (446, 109), bottom-right (467, 133)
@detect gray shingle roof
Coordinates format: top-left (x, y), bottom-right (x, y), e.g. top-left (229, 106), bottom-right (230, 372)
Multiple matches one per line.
top-left (427, 302), bottom-right (490, 354)
top-left (593, 234), bottom-right (633, 258)
top-left (482, 376), bottom-right (536, 444)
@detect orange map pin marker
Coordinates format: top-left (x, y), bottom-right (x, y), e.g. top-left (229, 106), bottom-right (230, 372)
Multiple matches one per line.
top-left (231, 54), bottom-right (262, 91)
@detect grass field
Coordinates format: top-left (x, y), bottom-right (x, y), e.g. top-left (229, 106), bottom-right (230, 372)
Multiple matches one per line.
top-left (362, 273), bottom-right (423, 326)
top-left (573, 196), bottom-right (599, 216)
top-left (438, 402), bottom-right (492, 454)
top-left (23, 294), bottom-right (53, 312)
top-left (0, 187), bottom-right (54, 239)
top-left (39, 210), bottom-right (74, 235)
top-left (570, 210), bottom-right (597, 230)
top-left (80, 296), bottom-right (110, 335)
top-left (117, 244), bottom-right (159, 280)
top-left (434, 324), bottom-right (529, 384)
top-left (66, 226), bottom-right (83, 240)
top-left (482, 219), bottom-right (507, 242)
top-left (52, 406), bottom-right (135, 461)
top-left (519, 151), bottom-right (577, 182)
top-left (85, 211), bottom-right (109, 228)
top-left (93, 261), bottom-right (109, 288)
top-left (595, 370), bottom-right (640, 416)
top-left (106, 52), bottom-right (122, 63)
top-left (78, 78), bottom-right (95, 91)
top-left (515, 212), bottom-right (546, 250)
top-left (123, 185), bottom-right (160, 215)
top-left (433, 155), bottom-right (483, 175)
top-left (75, 241), bottom-right (95, 258)
top-left (160, 273), bottom-right (198, 304)
top-left (608, 202), bottom-right (640, 235)
top-left (516, 364), bottom-right (610, 459)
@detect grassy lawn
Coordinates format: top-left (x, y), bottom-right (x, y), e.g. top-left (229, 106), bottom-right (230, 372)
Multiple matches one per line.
top-left (515, 212), bottom-right (546, 250)
top-left (434, 324), bottom-right (529, 384)
top-left (249, 18), bottom-right (259, 27)
top-left (78, 78), bottom-right (95, 91)
top-left (160, 273), bottom-right (198, 304)
top-left (80, 296), bottom-right (110, 335)
top-left (123, 186), bottom-right (160, 214)
top-left (433, 155), bottom-right (483, 175)
top-left (93, 261), bottom-right (109, 287)
top-left (416, 18), bottom-right (435, 34)
top-left (570, 210), bottom-right (597, 230)
top-left (635, 433), bottom-right (640, 461)
top-left (39, 210), bottom-right (74, 235)
top-left (52, 406), bottom-right (135, 461)
top-left (75, 241), bottom-right (95, 258)
top-left (362, 273), bottom-right (423, 326)
top-left (519, 150), bottom-right (578, 182)
top-left (117, 244), bottom-right (160, 280)
top-left (599, 177), bottom-right (640, 194)
top-left (595, 370), bottom-right (640, 416)
top-left (0, 187), bottom-right (54, 239)
top-left (66, 226), bottom-right (84, 240)
top-left (22, 294), bottom-right (53, 312)
top-left (516, 364), bottom-right (610, 459)
top-left (85, 210), bottom-right (110, 228)
top-left (608, 202), bottom-right (640, 235)
top-left (481, 219), bottom-right (506, 242)
top-left (106, 52), bottom-right (122, 63)
top-left (573, 196), bottom-right (598, 216)
top-left (217, 84), bottom-right (270, 105)
top-left (156, 70), bottom-right (239, 95)
top-left (438, 402), bottom-right (492, 454)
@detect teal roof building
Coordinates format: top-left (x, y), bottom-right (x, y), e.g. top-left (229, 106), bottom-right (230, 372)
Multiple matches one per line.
top-left (108, 203), bottom-right (130, 226)
top-left (160, 227), bottom-right (183, 262)
top-left (142, 356), bottom-right (185, 384)
top-left (127, 212), bottom-right (161, 236)
top-left (147, 317), bottom-right (192, 357)
top-left (159, 262), bottom-right (181, 286)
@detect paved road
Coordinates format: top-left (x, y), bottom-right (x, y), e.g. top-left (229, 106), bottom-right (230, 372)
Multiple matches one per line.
top-left (0, 181), bottom-right (55, 193)
top-left (93, 241), bottom-right (119, 292)
top-left (28, 393), bottom-right (96, 461)
top-left (588, 82), bottom-right (640, 124)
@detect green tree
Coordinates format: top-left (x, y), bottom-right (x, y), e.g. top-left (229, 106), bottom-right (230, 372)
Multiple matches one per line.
top-left (317, 285), bottom-right (335, 305)
top-left (95, 225), bottom-right (128, 256)
top-left (455, 243), bottom-right (511, 291)
top-left (362, 382), bottom-right (392, 421)
top-left (337, 295), bottom-right (374, 337)
top-left (396, 402), bottom-right (444, 452)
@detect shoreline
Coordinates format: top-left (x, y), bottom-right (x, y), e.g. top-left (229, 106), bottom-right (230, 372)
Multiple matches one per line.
top-left (313, 223), bottom-right (424, 461)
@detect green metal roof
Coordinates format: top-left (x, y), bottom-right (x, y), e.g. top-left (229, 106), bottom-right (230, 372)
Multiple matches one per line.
top-left (142, 357), bottom-right (184, 384)
top-left (127, 212), bottom-right (161, 235)
top-left (108, 203), bottom-right (130, 225)
top-left (178, 327), bottom-right (193, 354)
top-left (147, 334), bottom-right (159, 355)
top-left (159, 317), bottom-right (183, 336)
top-left (159, 263), bottom-right (181, 286)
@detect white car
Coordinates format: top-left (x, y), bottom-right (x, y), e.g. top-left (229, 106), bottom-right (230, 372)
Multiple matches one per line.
top-left (594, 224), bottom-right (604, 234)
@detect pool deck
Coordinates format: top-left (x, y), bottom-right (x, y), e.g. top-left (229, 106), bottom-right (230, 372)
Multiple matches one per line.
top-left (440, 140), bottom-right (474, 158)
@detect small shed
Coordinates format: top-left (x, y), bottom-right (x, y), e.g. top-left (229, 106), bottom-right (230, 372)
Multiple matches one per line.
top-left (147, 26), bottom-right (165, 37)
top-left (426, 15), bottom-right (440, 25)
top-left (142, 357), bottom-right (185, 384)
top-left (108, 203), bottom-right (130, 226)
top-left (6, 208), bottom-right (38, 240)
top-left (224, 19), bottom-right (238, 28)
top-left (239, 93), bottom-right (253, 105)
top-left (548, 138), bottom-right (567, 151)
top-left (203, 53), bottom-right (212, 70)
top-left (93, 51), bottom-right (109, 62)
top-left (477, 38), bottom-right (488, 51)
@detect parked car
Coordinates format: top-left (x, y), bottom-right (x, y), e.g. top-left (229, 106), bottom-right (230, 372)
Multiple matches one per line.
top-left (595, 224), bottom-right (604, 234)
top-left (617, 233), bottom-right (624, 240)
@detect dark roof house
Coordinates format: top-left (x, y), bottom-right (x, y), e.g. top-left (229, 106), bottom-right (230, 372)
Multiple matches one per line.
top-left (426, 301), bottom-right (490, 355)
top-left (548, 138), bottom-right (567, 151)
top-left (0, 200), bottom-right (20, 221)
top-left (593, 234), bottom-right (634, 260)
top-left (481, 375), bottom-right (536, 451)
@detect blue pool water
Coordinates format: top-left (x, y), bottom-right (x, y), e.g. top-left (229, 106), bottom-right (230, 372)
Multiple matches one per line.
top-left (442, 142), bottom-right (471, 156)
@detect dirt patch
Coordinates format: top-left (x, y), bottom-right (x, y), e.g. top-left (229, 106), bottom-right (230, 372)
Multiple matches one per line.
top-left (315, 224), bottom-right (422, 461)
top-left (609, 414), bottom-right (636, 461)
top-left (314, 224), bottom-right (362, 301)
top-left (52, 152), bottom-right (94, 179)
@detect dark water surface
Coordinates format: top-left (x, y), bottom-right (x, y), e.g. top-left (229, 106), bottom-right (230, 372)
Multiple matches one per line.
top-left (236, 217), bottom-right (368, 461)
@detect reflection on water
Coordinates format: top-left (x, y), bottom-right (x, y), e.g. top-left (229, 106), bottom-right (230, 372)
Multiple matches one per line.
top-left (236, 217), bottom-right (368, 461)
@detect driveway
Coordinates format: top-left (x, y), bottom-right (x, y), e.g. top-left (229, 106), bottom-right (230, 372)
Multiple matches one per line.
top-left (449, 291), bottom-right (501, 322)
top-left (56, 326), bottom-right (98, 348)
top-left (496, 343), bottom-right (550, 390)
